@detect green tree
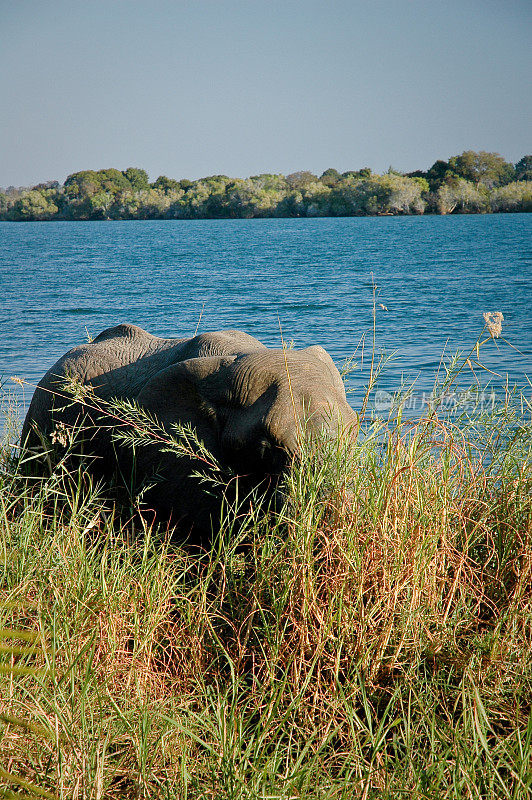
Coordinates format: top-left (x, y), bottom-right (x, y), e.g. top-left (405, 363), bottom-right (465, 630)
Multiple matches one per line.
top-left (64, 170), bottom-right (101, 198)
top-left (32, 180), bottom-right (60, 190)
top-left (276, 190), bottom-right (306, 217)
top-left (410, 176), bottom-right (430, 194)
top-left (249, 174), bottom-right (288, 192)
top-left (151, 175), bottom-right (181, 193)
top-left (286, 171), bottom-right (317, 190)
top-left (123, 167), bottom-right (149, 190)
top-left (425, 160), bottom-right (459, 191)
top-left (319, 168), bottom-right (341, 187)
top-left (136, 188), bottom-right (174, 218)
top-left (97, 168), bottom-right (131, 193)
top-left (302, 182), bottom-right (332, 216)
top-left (448, 150), bottom-right (515, 188)
top-left (222, 179), bottom-right (260, 218)
top-left (341, 168), bottom-right (371, 180)
top-left (182, 181), bottom-right (212, 218)
top-left (515, 155), bottom-right (532, 182)
top-left (85, 190), bottom-right (115, 219)
top-left (9, 190), bottom-right (59, 220)
top-left (0, 192), bottom-right (8, 217)
top-left (329, 174), bottom-right (425, 216)
top-left (490, 181), bottom-right (532, 212)
top-left (436, 178), bottom-right (488, 214)
top-left (198, 176), bottom-right (230, 217)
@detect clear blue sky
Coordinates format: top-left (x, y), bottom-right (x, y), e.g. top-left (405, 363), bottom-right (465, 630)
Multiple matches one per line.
top-left (1, 0), bottom-right (530, 187)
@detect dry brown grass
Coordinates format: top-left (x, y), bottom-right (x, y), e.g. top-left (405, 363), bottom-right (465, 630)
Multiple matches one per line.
top-left (1, 404), bottom-right (531, 797)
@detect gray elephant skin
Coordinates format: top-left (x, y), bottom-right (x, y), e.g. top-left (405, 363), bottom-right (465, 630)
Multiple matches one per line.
top-left (22, 324), bottom-right (356, 540)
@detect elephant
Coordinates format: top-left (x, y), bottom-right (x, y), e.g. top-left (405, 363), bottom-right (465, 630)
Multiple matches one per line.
top-left (22, 323), bottom-right (356, 541)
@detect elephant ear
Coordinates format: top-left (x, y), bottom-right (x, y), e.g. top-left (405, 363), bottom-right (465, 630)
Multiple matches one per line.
top-left (135, 355), bottom-right (237, 457)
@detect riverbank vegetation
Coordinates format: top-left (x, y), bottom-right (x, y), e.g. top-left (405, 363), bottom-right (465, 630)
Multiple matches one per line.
top-left (1, 151), bottom-right (531, 221)
top-left (1, 328), bottom-right (531, 797)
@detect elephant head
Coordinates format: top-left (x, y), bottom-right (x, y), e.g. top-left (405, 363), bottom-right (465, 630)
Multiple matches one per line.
top-left (138, 345), bottom-right (354, 472)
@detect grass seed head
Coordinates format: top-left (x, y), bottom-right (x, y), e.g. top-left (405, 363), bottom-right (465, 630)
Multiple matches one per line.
top-left (483, 311), bottom-right (504, 338)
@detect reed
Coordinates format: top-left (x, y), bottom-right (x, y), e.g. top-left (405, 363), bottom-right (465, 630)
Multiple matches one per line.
top-left (0, 337), bottom-right (530, 798)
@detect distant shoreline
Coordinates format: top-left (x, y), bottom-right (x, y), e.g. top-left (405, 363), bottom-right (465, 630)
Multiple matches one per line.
top-left (2, 153), bottom-right (531, 221)
top-left (1, 209), bottom-right (531, 222)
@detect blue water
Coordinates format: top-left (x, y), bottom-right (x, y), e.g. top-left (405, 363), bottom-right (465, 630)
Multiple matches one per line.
top-left (1, 214), bottom-right (531, 422)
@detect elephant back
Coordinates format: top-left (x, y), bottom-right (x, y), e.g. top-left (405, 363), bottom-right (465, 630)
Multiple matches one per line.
top-left (21, 325), bottom-right (268, 444)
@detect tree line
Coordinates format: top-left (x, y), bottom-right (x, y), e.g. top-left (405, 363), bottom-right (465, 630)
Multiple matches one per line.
top-left (1, 151), bottom-right (531, 221)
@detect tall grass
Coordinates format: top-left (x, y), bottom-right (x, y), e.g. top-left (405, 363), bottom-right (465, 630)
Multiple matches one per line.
top-left (0, 348), bottom-right (531, 798)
